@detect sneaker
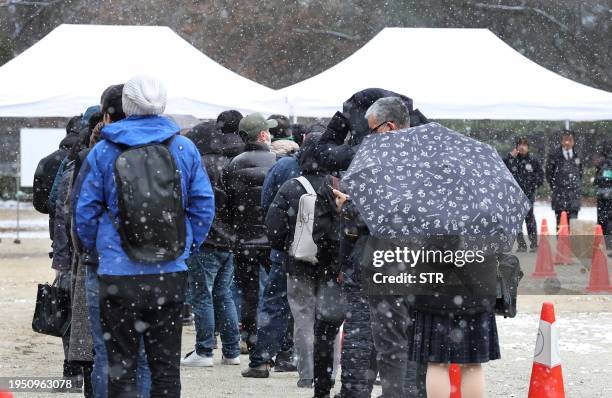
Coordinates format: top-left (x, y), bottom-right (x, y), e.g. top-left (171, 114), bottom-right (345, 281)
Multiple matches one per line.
top-left (297, 378), bottom-right (313, 388)
top-left (529, 244), bottom-right (538, 253)
top-left (516, 245), bottom-right (527, 253)
top-left (222, 356), bottom-right (241, 365)
top-left (241, 365), bottom-right (270, 378)
top-left (181, 351), bottom-right (213, 367)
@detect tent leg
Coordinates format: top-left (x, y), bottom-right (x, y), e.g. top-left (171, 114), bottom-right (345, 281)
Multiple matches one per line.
top-left (565, 120), bottom-right (571, 130)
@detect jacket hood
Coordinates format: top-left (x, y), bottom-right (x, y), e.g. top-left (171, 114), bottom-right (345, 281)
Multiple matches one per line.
top-left (343, 88), bottom-right (428, 146)
top-left (59, 133), bottom-right (80, 150)
top-left (298, 132), bottom-right (323, 174)
top-left (200, 130), bottom-right (245, 157)
top-left (271, 139), bottom-right (299, 157)
top-left (101, 115), bottom-right (180, 146)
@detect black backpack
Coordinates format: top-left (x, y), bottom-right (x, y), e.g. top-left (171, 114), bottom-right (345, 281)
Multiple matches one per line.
top-left (110, 136), bottom-right (186, 263)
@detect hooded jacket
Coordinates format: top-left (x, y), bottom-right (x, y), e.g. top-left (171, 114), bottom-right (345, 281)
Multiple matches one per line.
top-left (33, 120), bottom-right (82, 214)
top-left (265, 134), bottom-right (334, 278)
top-left (223, 141), bottom-right (277, 249)
top-left (197, 126), bottom-right (244, 250)
top-left (75, 115), bottom-right (215, 276)
top-left (317, 88), bottom-right (428, 173)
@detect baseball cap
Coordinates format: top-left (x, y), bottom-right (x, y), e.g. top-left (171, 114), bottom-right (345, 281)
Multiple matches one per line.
top-left (239, 113), bottom-right (278, 138)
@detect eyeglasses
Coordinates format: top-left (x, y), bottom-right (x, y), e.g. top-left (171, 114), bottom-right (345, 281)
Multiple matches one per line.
top-left (370, 121), bottom-right (389, 134)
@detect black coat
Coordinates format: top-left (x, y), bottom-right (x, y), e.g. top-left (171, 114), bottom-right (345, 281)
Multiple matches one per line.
top-left (265, 134), bottom-right (334, 278)
top-left (546, 148), bottom-right (583, 211)
top-left (32, 134), bottom-right (79, 214)
top-left (317, 88), bottom-right (428, 173)
top-left (503, 152), bottom-right (544, 199)
top-left (200, 130), bottom-right (244, 250)
top-left (223, 141), bottom-right (276, 249)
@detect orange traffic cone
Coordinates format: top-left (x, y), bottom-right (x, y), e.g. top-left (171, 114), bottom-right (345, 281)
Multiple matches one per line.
top-left (585, 225), bottom-right (612, 293)
top-left (554, 211), bottom-right (576, 265)
top-left (450, 364), bottom-right (461, 398)
top-left (532, 219), bottom-right (557, 278)
top-left (528, 302), bottom-right (565, 398)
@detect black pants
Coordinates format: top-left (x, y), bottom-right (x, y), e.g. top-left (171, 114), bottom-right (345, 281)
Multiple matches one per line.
top-left (368, 295), bottom-right (425, 398)
top-left (555, 209), bottom-right (578, 232)
top-left (313, 278), bottom-right (345, 398)
top-left (597, 198), bottom-right (612, 249)
top-left (99, 272), bottom-right (187, 398)
top-left (339, 284), bottom-right (378, 398)
top-left (517, 201), bottom-right (537, 248)
top-left (234, 249), bottom-right (270, 350)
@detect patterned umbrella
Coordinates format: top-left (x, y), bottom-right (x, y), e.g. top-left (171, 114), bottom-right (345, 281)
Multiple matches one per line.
top-left (341, 122), bottom-right (531, 251)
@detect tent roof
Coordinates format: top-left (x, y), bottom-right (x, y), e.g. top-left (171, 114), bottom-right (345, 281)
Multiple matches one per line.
top-left (0, 24), bottom-right (281, 118)
top-left (274, 28), bottom-right (612, 120)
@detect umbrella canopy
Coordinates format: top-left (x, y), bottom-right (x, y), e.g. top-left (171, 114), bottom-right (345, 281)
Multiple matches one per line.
top-left (341, 122), bottom-right (531, 251)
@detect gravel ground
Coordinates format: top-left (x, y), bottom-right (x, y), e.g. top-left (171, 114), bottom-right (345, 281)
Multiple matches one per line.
top-left (1, 213), bottom-right (612, 397)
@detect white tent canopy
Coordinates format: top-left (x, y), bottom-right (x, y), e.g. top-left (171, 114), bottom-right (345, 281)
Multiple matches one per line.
top-left (0, 24), bottom-right (282, 118)
top-left (273, 28), bottom-right (612, 120)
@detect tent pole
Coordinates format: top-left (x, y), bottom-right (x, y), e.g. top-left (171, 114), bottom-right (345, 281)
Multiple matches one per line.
top-left (565, 120), bottom-right (570, 130)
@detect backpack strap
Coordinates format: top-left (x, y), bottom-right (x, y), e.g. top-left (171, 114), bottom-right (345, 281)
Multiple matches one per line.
top-left (294, 176), bottom-right (316, 195)
top-left (161, 134), bottom-right (176, 147)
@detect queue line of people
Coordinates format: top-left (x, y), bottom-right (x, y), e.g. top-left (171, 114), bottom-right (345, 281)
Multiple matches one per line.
top-left (33, 75), bottom-right (612, 398)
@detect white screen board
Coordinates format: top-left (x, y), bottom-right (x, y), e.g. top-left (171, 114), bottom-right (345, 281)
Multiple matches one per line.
top-left (20, 128), bottom-right (65, 187)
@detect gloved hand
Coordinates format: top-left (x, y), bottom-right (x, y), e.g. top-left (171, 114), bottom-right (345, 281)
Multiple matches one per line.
top-left (324, 111), bottom-right (350, 145)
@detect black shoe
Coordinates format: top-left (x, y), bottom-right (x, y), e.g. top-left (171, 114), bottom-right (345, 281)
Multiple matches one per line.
top-left (516, 246), bottom-right (527, 253)
top-left (182, 303), bottom-right (194, 325)
top-left (529, 244), bottom-right (538, 253)
top-left (297, 378), bottom-right (313, 388)
top-left (241, 366), bottom-right (270, 378)
top-left (274, 350), bottom-right (297, 372)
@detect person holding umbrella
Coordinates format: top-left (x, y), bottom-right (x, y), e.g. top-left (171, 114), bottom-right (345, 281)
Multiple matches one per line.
top-left (335, 97), bottom-right (531, 398)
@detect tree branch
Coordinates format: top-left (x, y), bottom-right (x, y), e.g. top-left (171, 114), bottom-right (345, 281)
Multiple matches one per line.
top-left (472, 2), bottom-right (569, 32)
top-left (293, 27), bottom-right (359, 41)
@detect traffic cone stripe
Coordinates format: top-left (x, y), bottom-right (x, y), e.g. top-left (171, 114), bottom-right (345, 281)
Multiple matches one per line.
top-left (533, 320), bottom-right (561, 368)
top-left (528, 302), bottom-right (565, 398)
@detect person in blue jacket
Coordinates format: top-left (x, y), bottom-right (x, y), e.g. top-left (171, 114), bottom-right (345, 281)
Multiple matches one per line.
top-left (75, 75), bottom-right (214, 398)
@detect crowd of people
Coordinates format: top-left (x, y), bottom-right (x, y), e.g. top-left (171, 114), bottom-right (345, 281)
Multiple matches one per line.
top-left (32, 74), bottom-right (612, 398)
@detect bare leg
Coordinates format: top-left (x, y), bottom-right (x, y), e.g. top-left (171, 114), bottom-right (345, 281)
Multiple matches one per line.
top-left (459, 364), bottom-right (485, 398)
top-left (426, 363), bottom-right (450, 398)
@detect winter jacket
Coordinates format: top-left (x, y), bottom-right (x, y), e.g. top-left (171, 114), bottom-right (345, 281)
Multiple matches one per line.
top-left (187, 121), bottom-right (245, 159)
top-left (265, 133), bottom-right (333, 277)
top-left (33, 134), bottom-right (80, 214)
top-left (198, 128), bottom-right (244, 250)
top-left (75, 115), bottom-right (215, 276)
top-left (51, 159), bottom-right (75, 271)
top-left (261, 153), bottom-right (301, 212)
top-left (545, 148), bottom-right (583, 212)
top-left (223, 141), bottom-right (276, 249)
top-left (271, 139), bottom-right (299, 158)
top-left (313, 174), bottom-right (343, 276)
top-left (343, 87), bottom-right (428, 147)
top-left (503, 152), bottom-right (544, 199)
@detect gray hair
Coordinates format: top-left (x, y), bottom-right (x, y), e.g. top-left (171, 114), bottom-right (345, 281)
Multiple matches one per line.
top-left (365, 97), bottom-right (410, 129)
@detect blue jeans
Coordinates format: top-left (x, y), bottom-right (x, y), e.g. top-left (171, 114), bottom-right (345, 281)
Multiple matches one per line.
top-left (187, 249), bottom-right (240, 359)
top-left (249, 258), bottom-right (291, 367)
top-left (85, 265), bottom-right (151, 398)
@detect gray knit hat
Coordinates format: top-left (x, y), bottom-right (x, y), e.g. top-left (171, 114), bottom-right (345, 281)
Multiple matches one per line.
top-left (122, 75), bottom-right (167, 116)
